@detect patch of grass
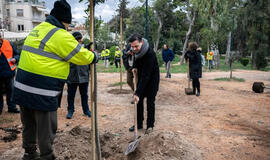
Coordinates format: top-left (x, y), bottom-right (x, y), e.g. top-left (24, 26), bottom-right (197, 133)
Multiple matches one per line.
top-left (97, 56), bottom-right (270, 73)
top-left (111, 82), bottom-right (127, 87)
top-left (214, 77), bottom-right (245, 82)
top-left (160, 63), bottom-right (188, 73)
top-left (216, 58), bottom-right (270, 71)
top-left (97, 60), bottom-right (125, 73)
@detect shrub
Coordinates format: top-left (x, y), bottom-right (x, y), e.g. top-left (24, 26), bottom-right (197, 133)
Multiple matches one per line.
top-left (240, 57), bottom-right (249, 66)
top-left (109, 46), bottom-right (116, 65)
top-left (255, 51), bottom-right (268, 69)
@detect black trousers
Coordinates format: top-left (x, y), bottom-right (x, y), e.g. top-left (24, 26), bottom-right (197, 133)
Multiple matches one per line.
top-left (115, 58), bottom-right (120, 68)
top-left (137, 95), bottom-right (156, 128)
top-left (67, 82), bottom-right (89, 113)
top-left (192, 78), bottom-right (200, 93)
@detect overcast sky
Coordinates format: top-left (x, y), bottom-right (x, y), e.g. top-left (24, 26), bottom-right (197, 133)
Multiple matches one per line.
top-left (46, 0), bottom-right (143, 23)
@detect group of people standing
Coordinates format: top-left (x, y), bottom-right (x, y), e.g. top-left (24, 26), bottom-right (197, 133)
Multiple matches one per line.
top-left (0, 1), bottom-right (204, 160)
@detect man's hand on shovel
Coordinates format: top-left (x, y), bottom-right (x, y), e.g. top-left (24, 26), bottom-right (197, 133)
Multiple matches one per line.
top-left (133, 94), bottom-right (139, 104)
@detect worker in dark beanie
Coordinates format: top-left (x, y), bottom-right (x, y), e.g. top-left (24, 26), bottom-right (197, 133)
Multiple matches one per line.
top-left (50, 0), bottom-right (72, 24)
top-left (66, 31), bottom-right (92, 119)
top-left (72, 32), bottom-right (82, 40)
top-left (14, 0), bottom-right (98, 159)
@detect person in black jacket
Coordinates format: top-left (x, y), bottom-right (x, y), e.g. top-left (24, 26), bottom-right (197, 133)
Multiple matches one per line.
top-left (0, 34), bottom-right (20, 114)
top-left (128, 34), bottom-right (160, 134)
top-left (184, 42), bottom-right (202, 96)
top-left (162, 44), bottom-right (175, 78)
top-left (66, 32), bottom-right (91, 119)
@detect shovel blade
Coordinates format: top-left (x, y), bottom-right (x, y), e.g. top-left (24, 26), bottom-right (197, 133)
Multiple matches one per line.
top-left (185, 88), bottom-right (193, 95)
top-left (125, 138), bottom-right (140, 155)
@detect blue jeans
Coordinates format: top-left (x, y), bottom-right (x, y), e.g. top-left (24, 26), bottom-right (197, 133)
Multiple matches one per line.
top-left (67, 82), bottom-right (90, 114)
top-left (0, 77), bottom-right (16, 111)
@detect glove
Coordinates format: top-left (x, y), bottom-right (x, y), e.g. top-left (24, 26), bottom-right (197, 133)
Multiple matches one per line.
top-left (91, 51), bottom-right (99, 64)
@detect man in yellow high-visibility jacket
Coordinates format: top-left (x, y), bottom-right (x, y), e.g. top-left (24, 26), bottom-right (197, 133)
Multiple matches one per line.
top-left (102, 48), bottom-right (110, 68)
top-left (206, 51), bottom-right (214, 69)
top-left (13, 1), bottom-right (97, 159)
top-left (114, 47), bottom-right (121, 68)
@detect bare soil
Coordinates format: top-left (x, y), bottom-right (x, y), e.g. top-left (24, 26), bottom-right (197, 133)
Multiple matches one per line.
top-left (0, 70), bottom-right (270, 160)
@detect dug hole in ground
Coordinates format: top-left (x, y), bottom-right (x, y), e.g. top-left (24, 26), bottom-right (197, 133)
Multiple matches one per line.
top-left (0, 70), bottom-right (270, 160)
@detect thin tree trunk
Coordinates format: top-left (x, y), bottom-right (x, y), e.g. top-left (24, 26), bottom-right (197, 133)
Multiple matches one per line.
top-left (225, 32), bottom-right (231, 64)
top-left (215, 46), bottom-right (220, 68)
top-left (154, 12), bottom-right (162, 52)
top-left (180, 10), bottom-right (196, 64)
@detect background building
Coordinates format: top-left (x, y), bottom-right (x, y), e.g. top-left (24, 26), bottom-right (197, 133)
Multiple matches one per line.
top-left (0, 0), bottom-right (47, 32)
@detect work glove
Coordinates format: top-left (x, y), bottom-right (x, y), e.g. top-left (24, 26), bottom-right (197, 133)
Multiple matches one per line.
top-left (91, 51), bottom-right (99, 64)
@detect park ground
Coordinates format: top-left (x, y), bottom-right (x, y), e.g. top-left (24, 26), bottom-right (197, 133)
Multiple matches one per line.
top-left (0, 69), bottom-right (270, 160)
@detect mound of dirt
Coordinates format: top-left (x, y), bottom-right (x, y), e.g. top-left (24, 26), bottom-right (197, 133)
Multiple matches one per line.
top-left (54, 126), bottom-right (202, 160)
top-left (0, 127), bottom-right (21, 142)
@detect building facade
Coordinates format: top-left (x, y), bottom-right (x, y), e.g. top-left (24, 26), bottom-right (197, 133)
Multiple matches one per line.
top-left (0, 0), bottom-right (47, 32)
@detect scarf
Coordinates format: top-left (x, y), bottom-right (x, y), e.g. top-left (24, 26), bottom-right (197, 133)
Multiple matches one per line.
top-left (135, 38), bottom-right (149, 60)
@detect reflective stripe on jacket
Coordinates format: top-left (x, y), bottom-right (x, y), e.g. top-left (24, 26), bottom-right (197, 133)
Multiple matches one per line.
top-left (0, 39), bottom-right (16, 71)
top-left (14, 21), bottom-right (96, 111)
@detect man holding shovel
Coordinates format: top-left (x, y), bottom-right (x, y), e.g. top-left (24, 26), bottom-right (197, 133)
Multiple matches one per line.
top-left (128, 33), bottom-right (160, 134)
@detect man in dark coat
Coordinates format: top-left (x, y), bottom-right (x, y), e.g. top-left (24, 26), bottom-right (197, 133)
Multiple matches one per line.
top-left (184, 42), bottom-right (202, 96)
top-left (162, 44), bottom-right (175, 78)
top-left (128, 33), bottom-right (160, 133)
top-left (66, 32), bottom-right (91, 119)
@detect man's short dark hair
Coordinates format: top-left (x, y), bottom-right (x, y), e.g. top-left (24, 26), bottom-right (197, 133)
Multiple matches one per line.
top-left (128, 33), bottom-right (142, 43)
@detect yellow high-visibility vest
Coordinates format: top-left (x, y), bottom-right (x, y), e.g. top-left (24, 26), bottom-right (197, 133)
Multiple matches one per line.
top-left (18, 21), bottom-right (95, 80)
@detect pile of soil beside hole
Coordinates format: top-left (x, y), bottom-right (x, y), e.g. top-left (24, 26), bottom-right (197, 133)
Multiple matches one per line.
top-left (0, 127), bottom-right (21, 142)
top-left (54, 126), bottom-right (202, 160)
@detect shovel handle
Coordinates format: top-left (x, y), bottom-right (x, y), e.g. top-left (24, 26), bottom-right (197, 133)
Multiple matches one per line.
top-left (132, 69), bottom-right (138, 138)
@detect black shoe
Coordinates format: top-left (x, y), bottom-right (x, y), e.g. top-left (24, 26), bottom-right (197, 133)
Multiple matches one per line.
top-left (145, 127), bottom-right (154, 134)
top-left (84, 110), bottom-right (91, 117)
top-left (23, 151), bottom-right (40, 160)
top-left (66, 111), bottom-right (73, 119)
top-left (129, 125), bottom-right (143, 132)
top-left (196, 92), bottom-right (200, 96)
top-left (0, 110), bottom-right (2, 115)
top-left (8, 108), bottom-right (20, 113)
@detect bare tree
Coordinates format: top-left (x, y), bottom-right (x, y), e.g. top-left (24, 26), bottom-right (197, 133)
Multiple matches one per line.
top-left (180, 9), bottom-right (196, 64)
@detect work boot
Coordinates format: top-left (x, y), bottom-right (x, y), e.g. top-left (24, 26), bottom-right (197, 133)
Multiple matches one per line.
top-left (23, 151), bottom-right (40, 160)
top-left (66, 111), bottom-right (73, 119)
top-left (84, 110), bottom-right (91, 117)
top-left (129, 125), bottom-right (143, 132)
top-left (7, 108), bottom-right (20, 113)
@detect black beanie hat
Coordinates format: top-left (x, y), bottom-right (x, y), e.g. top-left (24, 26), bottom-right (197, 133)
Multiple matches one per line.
top-left (72, 32), bottom-right (82, 40)
top-left (50, 0), bottom-right (72, 24)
